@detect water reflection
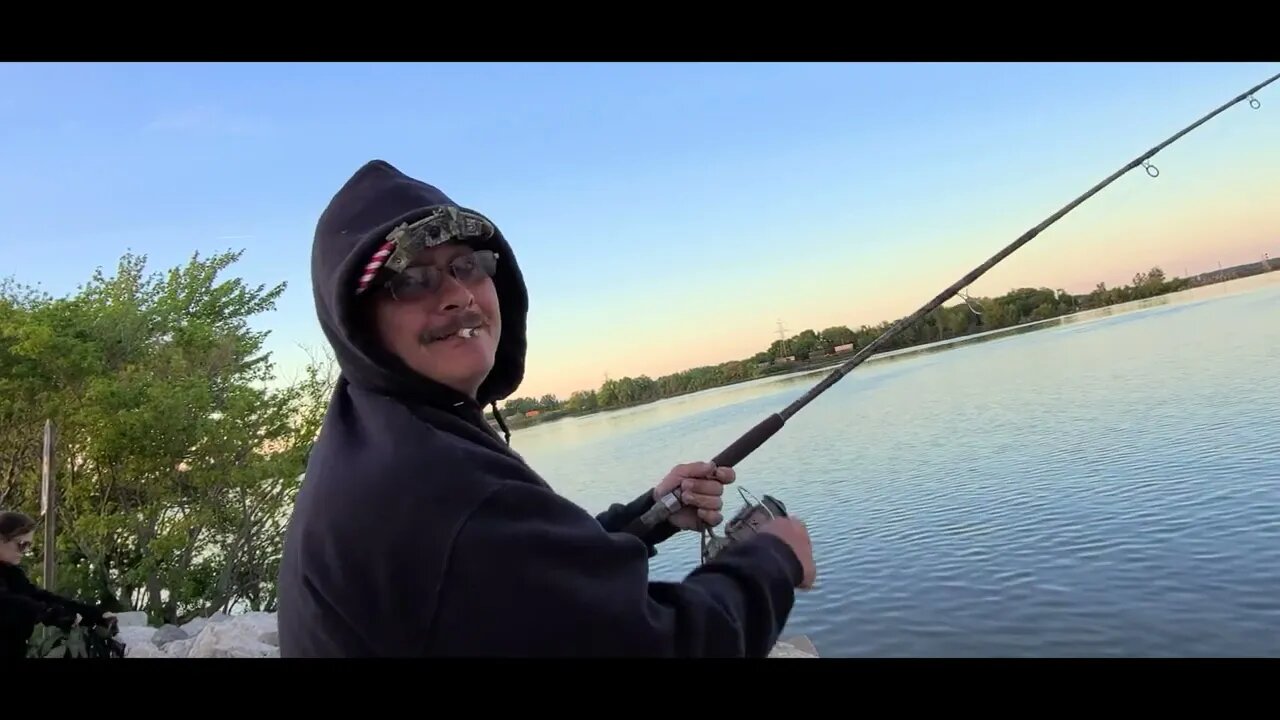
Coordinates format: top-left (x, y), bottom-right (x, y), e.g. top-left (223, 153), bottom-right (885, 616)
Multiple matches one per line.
top-left (513, 271), bottom-right (1280, 657)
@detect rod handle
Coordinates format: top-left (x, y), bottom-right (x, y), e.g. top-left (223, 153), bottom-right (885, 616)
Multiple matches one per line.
top-left (711, 413), bottom-right (785, 468)
top-left (621, 413), bottom-right (786, 537)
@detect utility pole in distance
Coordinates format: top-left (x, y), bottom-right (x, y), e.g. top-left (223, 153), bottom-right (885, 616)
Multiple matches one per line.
top-left (41, 419), bottom-right (57, 590)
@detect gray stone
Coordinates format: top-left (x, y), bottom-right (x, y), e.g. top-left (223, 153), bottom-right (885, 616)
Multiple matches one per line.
top-left (153, 624), bottom-right (189, 646)
top-left (259, 631), bottom-right (279, 647)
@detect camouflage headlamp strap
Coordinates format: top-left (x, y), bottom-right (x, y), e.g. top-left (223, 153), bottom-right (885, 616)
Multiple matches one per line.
top-left (382, 206), bottom-right (497, 275)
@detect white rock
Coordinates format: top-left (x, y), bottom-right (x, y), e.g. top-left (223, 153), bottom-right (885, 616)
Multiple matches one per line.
top-left (124, 641), bottom-right (168, 658)
top-left (164, 637), bottom-right (195, 658)
top-left (113, 610), bottom-right (277, 658)
top-left (180, 617), bottom-right (208, 637)
top-left (178, 610), bottom-right (231, 637)
top-left (113, 611), bottom-right (150, 628)
top-left (116, 625), bottom-right (158, 648)
top-left (119, 610), bottom-right (812, 659)
top-left (769, 636), bottom-right (819, 658)
top-left (229, 611), bottom-right (277, 635)
top-left (186, 618), bottom-right (279, 658)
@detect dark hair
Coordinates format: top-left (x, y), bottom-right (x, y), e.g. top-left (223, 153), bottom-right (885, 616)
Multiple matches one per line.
top-left (0, 511), bottom-right (37, 542)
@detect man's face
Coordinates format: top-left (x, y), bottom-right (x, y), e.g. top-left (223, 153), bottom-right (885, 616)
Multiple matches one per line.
top-left (370, 242), bottom-right (502, 399)
top-left (0, 531), bottom-right (32, 566)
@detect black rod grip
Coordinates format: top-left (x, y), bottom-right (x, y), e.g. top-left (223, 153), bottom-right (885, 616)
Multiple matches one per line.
top-left (620, 413), bottom-right (786, 538)
top-left (712, 413), bottom-right (785, 468)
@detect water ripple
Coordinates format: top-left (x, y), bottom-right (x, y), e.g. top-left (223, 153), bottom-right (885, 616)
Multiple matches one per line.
top-left (517, 276), bottom-right (1280, 656)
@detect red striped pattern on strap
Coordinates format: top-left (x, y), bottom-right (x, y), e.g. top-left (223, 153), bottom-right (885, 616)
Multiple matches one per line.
top-left (356, 239), bottom-right (397, 295)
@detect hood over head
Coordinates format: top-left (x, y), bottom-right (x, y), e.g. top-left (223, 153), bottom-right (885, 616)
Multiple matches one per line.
top-left (311, 159), bottom-right (528, 410)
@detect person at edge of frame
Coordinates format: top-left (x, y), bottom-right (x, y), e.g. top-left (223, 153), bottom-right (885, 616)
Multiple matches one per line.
top-left (276, 159), bottom-right (817, 657)
top-left (0, 511), bottom-right (117, 659)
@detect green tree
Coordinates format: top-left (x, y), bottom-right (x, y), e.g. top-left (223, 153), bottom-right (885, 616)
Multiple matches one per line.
top-left (565, 390), bottom-right (598, 413)
top-left (0, 251), bottom-right (327, 623)
top-left (819, 326), bottom-right (856, 348)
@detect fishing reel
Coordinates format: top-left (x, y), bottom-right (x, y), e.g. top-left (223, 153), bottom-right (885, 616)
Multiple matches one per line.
top-left (699, 487), bottom-right (788, 564)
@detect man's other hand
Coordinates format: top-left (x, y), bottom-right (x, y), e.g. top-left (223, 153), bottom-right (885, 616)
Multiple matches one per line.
top-left (761, 517), bottom-right (816, 589)
top-left (653, 462), bottom-right (735, 530)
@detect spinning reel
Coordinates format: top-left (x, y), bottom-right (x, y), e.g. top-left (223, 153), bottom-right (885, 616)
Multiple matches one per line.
top-left (699, 487), bottom-right (788, 564)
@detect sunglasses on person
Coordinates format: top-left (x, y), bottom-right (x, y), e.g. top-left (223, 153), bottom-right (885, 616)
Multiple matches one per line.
top-left (383, 249), bottom-right (499, 302)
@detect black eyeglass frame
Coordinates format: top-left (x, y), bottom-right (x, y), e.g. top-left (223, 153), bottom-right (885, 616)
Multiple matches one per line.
top-left (382, 249), bottom-right (500, 302)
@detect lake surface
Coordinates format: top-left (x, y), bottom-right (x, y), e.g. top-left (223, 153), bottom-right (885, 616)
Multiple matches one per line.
top-left (513, 271), bottom-right (1280, 657)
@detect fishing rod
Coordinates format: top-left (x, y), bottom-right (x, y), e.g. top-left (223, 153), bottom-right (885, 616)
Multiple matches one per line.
top-left (623, 69), bottom-right (1280, 544)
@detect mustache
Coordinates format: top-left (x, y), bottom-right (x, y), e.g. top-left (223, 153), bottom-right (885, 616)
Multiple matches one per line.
top-left (418, 309), bottom-right (487, 344)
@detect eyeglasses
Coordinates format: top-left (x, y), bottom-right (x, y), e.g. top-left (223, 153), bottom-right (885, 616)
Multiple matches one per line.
top-left (384, 250), bottom-right (498, 302)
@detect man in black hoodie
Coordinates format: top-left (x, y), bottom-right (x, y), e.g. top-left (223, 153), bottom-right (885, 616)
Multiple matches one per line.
top-left (277, 160), bottom-right (815, 657)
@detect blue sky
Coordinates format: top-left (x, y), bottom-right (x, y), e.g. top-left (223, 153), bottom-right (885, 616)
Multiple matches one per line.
top-left (2, 62), bottom-right (1277, 398)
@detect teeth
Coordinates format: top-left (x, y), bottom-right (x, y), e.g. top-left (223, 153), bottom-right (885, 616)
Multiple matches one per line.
top-left (457, 327), bottom-right (478, 338)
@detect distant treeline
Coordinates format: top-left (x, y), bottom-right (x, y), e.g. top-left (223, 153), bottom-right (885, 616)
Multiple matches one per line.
top-left (494, 265), bottom-right (1212, 427)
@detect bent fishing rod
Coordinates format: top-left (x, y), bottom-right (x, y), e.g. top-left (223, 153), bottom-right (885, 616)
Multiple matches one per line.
top-left (623, 69), bottom-right (1280, 540)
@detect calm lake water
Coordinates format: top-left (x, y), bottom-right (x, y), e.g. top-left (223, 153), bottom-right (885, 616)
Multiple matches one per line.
top-left (513, 271), bottom-right (1280, 657)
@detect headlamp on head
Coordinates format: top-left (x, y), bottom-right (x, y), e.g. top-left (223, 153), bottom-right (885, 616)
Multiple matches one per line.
top-left (382, 207), bottom-right (496, 275)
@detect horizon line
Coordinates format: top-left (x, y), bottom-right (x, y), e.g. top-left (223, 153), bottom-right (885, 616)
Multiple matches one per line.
top-left (510, 249), bottom-right (1279, 401)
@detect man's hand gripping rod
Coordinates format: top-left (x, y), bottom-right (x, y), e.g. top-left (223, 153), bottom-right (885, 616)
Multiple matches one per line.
top-left (621, 70), bottom-right (1279, 541)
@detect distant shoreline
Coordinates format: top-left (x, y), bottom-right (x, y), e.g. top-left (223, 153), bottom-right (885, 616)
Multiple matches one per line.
top-left (496, 313), bottom-right (1069, 432)
top-left (493, 260), bottom-right (1277, 433)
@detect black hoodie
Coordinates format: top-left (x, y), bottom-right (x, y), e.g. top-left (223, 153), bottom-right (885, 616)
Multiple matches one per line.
top-left (276, 160), bottom-right (805, 657)
top-left (0, 563), bottom-right (105, 658)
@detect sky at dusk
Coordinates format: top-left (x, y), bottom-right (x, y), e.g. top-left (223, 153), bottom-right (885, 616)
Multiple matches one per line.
top-left (1, 62), bottom-right (1277, 399)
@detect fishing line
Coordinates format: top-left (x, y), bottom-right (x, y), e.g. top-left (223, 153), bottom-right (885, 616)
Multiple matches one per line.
top-left (623, 69), bottom-right (1280, 541)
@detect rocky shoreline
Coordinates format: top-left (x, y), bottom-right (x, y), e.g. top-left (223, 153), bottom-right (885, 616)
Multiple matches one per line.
top-left (112, 610), bottom-right (279, 658)
top-left (111, 611), bottom-right (815, 658)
